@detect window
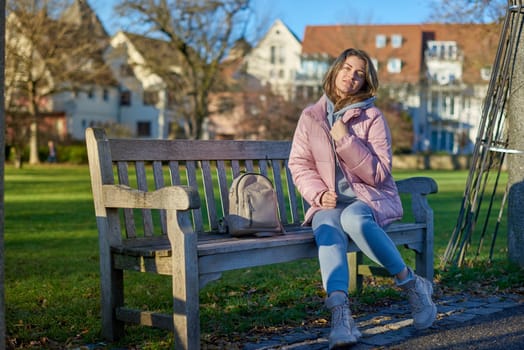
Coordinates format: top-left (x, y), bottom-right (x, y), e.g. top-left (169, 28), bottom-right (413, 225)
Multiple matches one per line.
top-left (387, 58), bottom-right (402, 73)
top-left (427, 41), bottom-right (458, 60)
top-left (391, 34), bottom-right (403, 48)
top-left (279, 46), bottom-right (285, 64)
top-left (120, 90), bottom-right (131, 106)
top-left (103, 89), bottom-right (109, 101)
top-left (270, 45), bottom-right (285, 65)
top-left (448, 45), bottom-right (457, 59)
top-left (270, 46), bottom-right (276, 64)
top-left (87, 88), bottom-right (95, 99)
top-left (137, 121), bottom-right (151, 137)
top-left (143, 90), bottom-right (159, 106)
top-left (376, 34), bottom-right (386, 48)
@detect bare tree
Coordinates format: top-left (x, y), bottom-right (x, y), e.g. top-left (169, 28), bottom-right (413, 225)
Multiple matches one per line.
top-left (5, 0), bottom-right (113, 166)
top-left (429, 0), bottom-right (507, 23)
top-left (114, 0), bottom-right (255, 139)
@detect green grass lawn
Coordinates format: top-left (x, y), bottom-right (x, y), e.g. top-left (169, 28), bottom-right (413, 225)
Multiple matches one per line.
top-left (4, 165), bottom-right (523, 349)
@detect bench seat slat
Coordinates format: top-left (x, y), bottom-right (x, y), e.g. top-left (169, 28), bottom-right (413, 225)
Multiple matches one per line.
top-left (111, 222), bottom-right (427, 258)
top-left (112, 226), bottom-right (426, 276)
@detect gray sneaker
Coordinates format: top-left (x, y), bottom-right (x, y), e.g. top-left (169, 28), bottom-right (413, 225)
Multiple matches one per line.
top-left (325, 292), bottom-right (362, 349)
top-left (399, 272), bottom-right (437, 330)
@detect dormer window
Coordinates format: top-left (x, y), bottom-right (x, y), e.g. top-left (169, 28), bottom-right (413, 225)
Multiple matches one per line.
top-left (391, 34), bottom-right (403, 48)
top-left (376, 34), bottom-right (386, 48)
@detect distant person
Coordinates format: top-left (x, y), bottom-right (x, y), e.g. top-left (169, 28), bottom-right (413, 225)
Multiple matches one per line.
top-left (47, 140), bottom-right (57, 163)
top-left (288, 48), bottom-right (436, 349)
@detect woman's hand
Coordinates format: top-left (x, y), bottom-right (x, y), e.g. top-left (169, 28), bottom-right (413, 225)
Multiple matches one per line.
top-left (320, 191), bottom-right (337, 208)
top-left (330, 119), bottom-right (348, 142)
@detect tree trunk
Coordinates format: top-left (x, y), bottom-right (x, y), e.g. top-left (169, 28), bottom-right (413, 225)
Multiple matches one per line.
top-left (28, 119), bottom-right (39, 165)
top-left (13, 147), bottom-right (23, 169)
top-left (507, 15), bottom-right (524, 267)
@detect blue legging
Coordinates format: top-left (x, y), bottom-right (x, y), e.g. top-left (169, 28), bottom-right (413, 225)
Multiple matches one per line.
top-left (312, 200), bottom-right (406, 294)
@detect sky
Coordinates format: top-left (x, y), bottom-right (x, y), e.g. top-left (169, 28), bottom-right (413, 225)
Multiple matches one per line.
top-left (90, 0), bottom-right (433, 40)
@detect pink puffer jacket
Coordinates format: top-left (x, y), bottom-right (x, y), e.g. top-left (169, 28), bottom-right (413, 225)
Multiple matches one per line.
top-left (288, 95), bottom-right (403, 227)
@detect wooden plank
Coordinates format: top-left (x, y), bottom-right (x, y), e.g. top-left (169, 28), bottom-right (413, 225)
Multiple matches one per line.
top-left (85, 128), bottom-right (125, 340)
top-left (108, 139), bottom-right (292, 161)
top-left (259, 159), bottom-right (268, 177)
top-left (116, 307), bottom-right (174, 331)
top-left (153, 161), bottom-right (167, 235)
top-left (113, 254), bottom-right (172, 274)
top-left (271, 159), bottom-right (288, 224)
top-left (117, 161), bottom-right (136, 239)
top-left (231, 160), bottom-right (240, 178)
top-left (216, 161), bottom-right (229, 218)
top-left (285, 163), bottom-right (300, 224)
top-left (245, 159), bottom-right (254, 172)
top-left (186, 161), bottom-right (204, 233)
top-left (135, 161), bottom-right (154, 237)
top-left (168, 161), bottom-right (181, 185)
top-left (201, 160), bottom-right (219, 231)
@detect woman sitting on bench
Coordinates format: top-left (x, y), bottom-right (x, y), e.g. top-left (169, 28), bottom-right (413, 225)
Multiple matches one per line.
top-left (288, 48), bottom-right (437, 349)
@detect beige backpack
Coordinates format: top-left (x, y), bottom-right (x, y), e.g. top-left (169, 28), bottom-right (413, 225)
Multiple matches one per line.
top-left (226, 172), bottom-right (283, 237)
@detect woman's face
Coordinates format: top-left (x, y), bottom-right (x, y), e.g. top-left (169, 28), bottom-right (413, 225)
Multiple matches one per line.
top-left (335, 55), bottom-right (366, 98)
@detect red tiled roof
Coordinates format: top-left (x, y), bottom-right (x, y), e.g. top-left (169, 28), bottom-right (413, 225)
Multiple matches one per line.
top-left (302, 23), bottom-right (501, 84)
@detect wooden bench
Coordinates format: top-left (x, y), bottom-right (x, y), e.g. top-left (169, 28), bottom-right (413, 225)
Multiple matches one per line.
top-left (86, 127), bottom-right (438, 349)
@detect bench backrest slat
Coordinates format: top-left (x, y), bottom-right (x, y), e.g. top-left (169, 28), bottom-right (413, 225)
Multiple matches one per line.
top-left (135, 161), bottom-right (154, 237)
top-left (185, 160), bottom-right (204, 233)
top-left (216, 160), bottom-right (229, 215)
top-left (168, 161), bottom-right (181, 185)
top-left (152, 161), bottom-right (168, 235)
top-left (116, 161), bottom-right (137, 238)
top-left (201, 160), bottom-right (220, 230)
top-left (285, 164), bottom-right (301, 224)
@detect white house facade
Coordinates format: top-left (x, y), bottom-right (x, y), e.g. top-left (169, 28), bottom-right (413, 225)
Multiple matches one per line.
top-left (103, 31), bottom-right (177, 139)
top-left (244, 19), bottom-right (302, 100)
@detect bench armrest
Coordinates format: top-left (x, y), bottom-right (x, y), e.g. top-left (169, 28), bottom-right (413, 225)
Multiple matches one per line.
top-left (395, 176), bottom-right (438, 224)
top-left (102, 184), bottom-right (201, 210)
top-left (395, 176), bottom-right (438, 195)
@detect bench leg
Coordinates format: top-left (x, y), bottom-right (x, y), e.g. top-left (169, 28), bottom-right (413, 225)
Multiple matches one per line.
top-left (168, 212), bottom-right (200, 350)
top-left (100, 267), bottom-right (125, 341)
top-left (348, 252), bottom-right (363, 294)
top-left (97, 216), bottom-right (125, 340)
top-left (415, 233), bottom-right (434, 283)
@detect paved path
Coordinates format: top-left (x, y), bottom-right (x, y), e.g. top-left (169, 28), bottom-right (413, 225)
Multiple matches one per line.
top-left (242, 293), bottom-right (524, 350)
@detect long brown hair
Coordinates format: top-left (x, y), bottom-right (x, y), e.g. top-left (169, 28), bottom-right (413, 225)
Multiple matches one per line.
top-left (323, 48), bottom-right (379, 111)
